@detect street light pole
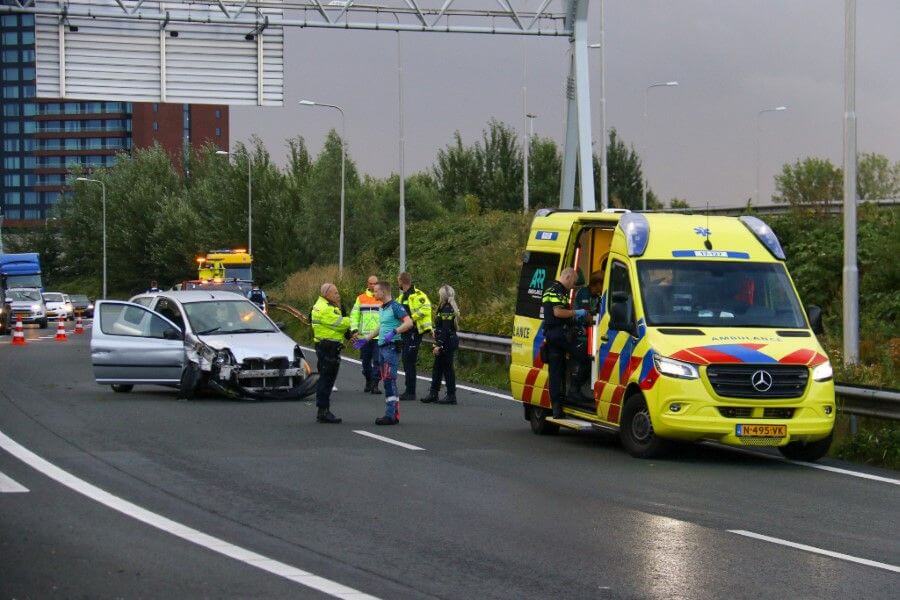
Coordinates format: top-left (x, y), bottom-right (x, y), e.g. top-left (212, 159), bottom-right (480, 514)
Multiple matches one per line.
top-left (589, 0), bottom-right (608, 209)
top-left (524, 113), bottom-right (537, 211)
top-left (75, 177), bottom-right (106, 298)
top-left (843, 0), bottom-right (859, 364)
top-left (755, 106), bottom-right (788, 205)
top-left (216, 149), bottom-right (253, 255)
top-left (299, 100), bottom-right (346, 274)
top-left (642, 81), bottom-right (678, 211)
top-left (393, 14), bottom-right (407, 272)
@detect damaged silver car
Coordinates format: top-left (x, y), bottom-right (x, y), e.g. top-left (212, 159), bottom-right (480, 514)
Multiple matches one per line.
top-left (90, 291), bottom-right (316, 400)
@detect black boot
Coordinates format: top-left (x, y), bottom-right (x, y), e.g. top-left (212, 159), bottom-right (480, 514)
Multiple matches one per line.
top-left (375, 416), bottom-right (399, 425)
top-left (316, 408), bottom-right (342, 424)
top-left (420, 390), bottom-right (439, 403)
top-left (436, 393), bottom-right (457, 405)
top-left (399, 392), bottom-right (415, 401)
top-left (363, 380), bottom-right (373, 393)
top-left (552, 403), bottom-right (564, 419)
top-left (370, 382), bottom-right (381, 394)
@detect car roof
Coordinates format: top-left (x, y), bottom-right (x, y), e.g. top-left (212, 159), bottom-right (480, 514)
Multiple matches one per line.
top-left (155, 290), bottom-right (248, 303)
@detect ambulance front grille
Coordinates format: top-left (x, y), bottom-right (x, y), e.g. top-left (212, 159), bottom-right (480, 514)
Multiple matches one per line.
top-left (706, 364), bottom-right (808, 399)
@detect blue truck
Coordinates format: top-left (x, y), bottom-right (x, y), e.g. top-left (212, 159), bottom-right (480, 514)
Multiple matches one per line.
top-left (1, 253), bottom-right (43, 334)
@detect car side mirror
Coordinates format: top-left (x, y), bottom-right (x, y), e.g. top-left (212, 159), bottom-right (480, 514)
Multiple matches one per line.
top-left (806, 305), bottom-right (824, 335)
top-left (163, 328), bottom-right (183, 341)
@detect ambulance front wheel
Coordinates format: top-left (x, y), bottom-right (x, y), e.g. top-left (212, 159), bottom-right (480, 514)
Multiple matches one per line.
top-left (620, 392), bottom-right (671, 459)
top-left (778, 432), bottom-right (833, 462)
top-left (529, 405), bottom-right (559, 435)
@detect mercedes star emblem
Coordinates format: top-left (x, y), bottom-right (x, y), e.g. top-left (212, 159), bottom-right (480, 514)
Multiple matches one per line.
top-left (751, 370), bottom-right (774, 392)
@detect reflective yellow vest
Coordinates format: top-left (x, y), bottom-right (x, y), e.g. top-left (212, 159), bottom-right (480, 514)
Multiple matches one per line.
top-left (400, 286), bottom-right (433, 334)
top-left (311, 296), bottom-right (350, 343)
top-left (349, 290), bottom-right (381, 337)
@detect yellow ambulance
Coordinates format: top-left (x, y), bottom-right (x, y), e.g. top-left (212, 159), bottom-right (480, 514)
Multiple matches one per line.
top-left (510, 210), bottom-right (835, 461)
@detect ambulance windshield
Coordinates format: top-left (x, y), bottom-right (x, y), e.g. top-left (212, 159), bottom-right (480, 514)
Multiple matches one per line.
top-left (637, 261), bottom-right (807, 329)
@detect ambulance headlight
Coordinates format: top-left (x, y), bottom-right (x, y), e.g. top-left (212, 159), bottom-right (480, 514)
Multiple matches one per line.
top-left (654, 354), bottom-right (699, 380)
top-left (812, 361), bottom-right (833, 382)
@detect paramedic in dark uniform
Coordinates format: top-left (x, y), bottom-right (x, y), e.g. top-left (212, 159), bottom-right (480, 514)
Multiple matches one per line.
top-left (541, 267), bottom-right (589, 418)
top-left (569, 263), bottom-right (606, 402)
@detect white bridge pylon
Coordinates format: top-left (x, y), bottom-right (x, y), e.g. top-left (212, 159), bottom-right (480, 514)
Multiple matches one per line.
top-left (2, 0), bottom-right (596, 210)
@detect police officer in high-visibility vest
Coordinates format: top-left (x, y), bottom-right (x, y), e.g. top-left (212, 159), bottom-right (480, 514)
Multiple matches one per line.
top-left (349, 275), bottom-right (382, 394)
top-left (397, 272), bottom-right (432, 401)
top-left (541, 267), bottom-right (590, 418)
top-left (311, 283), bottom-right (352, 424)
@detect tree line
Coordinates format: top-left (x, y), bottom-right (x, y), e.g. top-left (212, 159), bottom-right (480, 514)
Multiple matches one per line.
top-left (7, 118), bottom-right (899, 296)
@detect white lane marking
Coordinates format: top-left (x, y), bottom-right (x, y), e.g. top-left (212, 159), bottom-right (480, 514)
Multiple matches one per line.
top-left (729, 529), bottom-right (900, 574)
top-left (0, 430), bottom-right (381, 600)
top-left (0, 470), bottom-right (29, 493)
top-left (702, 442), bottom-right (900, 486)
top-left (353, 430), bottom-right (425, 451)
top-left (300, 345), bottom-right (516, 402)
top-left (785, 460), bottom-right (900, 485)
top-left (302, 345), bottom-right (897, 485)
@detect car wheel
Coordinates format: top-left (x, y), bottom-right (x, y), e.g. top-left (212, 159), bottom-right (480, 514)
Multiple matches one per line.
top-left (111, 384), bottom-right (134, 393)
top-left (778, 432), bottom-right (833, 462)
top-left (179, 362), bottom-right (202, 400)
top-left (529, 405), bottom-right (560, 435)
top-left (619, 392), bottom-right (671, 459)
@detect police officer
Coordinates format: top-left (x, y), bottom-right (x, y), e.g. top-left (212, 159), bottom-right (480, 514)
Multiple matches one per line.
top-left (310, 283), bottom-right (352, 424)
top-left (569, 263), bottom-right (606, 403)
top-left (349, 275), bottom-right (382, 394)
top-left (397, 272), bottom-right (432, 401)
top-left (147, 280), bottom-right (161, 293)
top-left (541, 267), bottom-right (590, 418)
top-left (248, 285), bottom-right (267, 312)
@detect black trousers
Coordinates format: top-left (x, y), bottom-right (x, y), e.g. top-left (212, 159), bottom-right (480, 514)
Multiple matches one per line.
top-left (315, 341), bottom-right (342, 409)
top-left (429, 341), bottom-right (457, 395)
top-left (545, 337), bottom-right (585, 412)
top-left (401, 331), bottom-right (422, 395)
top-left (359, 339), bottom-right (380, 383)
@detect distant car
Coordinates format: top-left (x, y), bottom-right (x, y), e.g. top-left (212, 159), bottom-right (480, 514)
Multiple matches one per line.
top-left (5, 288), bottom-right (48, 329)
top-left (90, 290), bottom-right (316, 400)
top-left (69, 294), bottom-right (94, 318)
top-left (42, 292), bottom-right (73, 321)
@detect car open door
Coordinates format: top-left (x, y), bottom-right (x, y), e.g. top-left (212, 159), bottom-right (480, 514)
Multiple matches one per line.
top-left (91, 301), bottom-right (185, 386)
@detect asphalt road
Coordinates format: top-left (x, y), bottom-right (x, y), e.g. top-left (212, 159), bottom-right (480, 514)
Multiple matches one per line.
top-left (1, 325), bottom-right (898, 599)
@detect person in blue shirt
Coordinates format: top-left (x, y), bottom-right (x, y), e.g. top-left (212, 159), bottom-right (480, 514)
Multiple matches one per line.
top-left (363, 280), bottom-right (414, 425)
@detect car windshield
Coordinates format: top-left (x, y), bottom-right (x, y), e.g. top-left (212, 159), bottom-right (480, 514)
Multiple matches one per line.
top-left (71, 295), bottom-right (89, 303)
top-left (6, 274), bottom-right (42, 288)
top-left (183, 300), bottom-right (276, 335)
top-left (43, 293), bottom-right (64, 302)
top-left (637, 260), bottom-right (807, 328)
top-left (8, 289), bottom-right (42, 302)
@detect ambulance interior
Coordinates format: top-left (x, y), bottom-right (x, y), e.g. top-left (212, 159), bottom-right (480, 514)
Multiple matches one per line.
top-left (567, 224), bottom-right (616, 404)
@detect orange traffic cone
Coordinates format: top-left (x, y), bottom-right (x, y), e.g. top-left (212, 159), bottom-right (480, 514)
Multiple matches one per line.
top-left (74, 314), bottom-right (85, 334)
top-left (11, 316), bottom-right (26, 346)
top-left (55, 316), bottom-right (68, 342)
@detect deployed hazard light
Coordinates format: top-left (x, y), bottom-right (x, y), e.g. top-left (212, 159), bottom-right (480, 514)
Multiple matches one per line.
top-left (618, 213), bottom-right (650, 257)
top-left (739, 216), bottom-right (786, 260)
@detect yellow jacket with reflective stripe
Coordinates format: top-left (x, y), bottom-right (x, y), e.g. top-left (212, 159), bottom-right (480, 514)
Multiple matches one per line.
top-left (400, 286), bottom-right (433, 334)
top-left (311, 296), bottom-right (350, 343)
top-left (349, 290), bottom-right (381, 337)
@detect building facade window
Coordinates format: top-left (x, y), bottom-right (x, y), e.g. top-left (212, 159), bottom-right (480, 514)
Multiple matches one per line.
top-left (3, 192), bottom-right (21, 205)
top-left (3, 85), bottom-right (19, 98)
top-left (152, 121), bottom-right (158, 131)
top-left (3, 103), bottom-right (19, 116)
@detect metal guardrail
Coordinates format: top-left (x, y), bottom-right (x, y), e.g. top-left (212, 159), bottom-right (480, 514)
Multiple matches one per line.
top-left (271, 302), bottom-right (898, 420)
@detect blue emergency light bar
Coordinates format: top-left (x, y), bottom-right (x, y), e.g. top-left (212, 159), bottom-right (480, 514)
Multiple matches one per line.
top-left (739, 216), bottom-right (786, 260)
top-left (618, 213), bottom-right (650, 257)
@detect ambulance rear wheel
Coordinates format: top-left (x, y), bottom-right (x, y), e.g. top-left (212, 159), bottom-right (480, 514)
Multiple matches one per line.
top-left (620, 393), bottom-right (671, 458)
top-left (529, 406), bottom-right (559, 435)
top-left (778, 432), bottom-right (833, 462)
top-left (111, 384), bottom-right (134, 393)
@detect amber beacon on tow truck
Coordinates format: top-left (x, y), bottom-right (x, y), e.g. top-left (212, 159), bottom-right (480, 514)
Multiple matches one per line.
top-left (510, 210), bottom-right (836, 461)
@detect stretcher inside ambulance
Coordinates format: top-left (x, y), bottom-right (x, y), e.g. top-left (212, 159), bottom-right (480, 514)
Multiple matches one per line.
top-left (510, 210), bottom-right (835, 461)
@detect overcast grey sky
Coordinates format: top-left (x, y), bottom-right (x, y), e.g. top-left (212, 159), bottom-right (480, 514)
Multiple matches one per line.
top-left (232, 1), bottom-right (900, 207)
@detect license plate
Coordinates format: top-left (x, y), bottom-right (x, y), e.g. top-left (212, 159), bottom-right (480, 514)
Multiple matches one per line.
top-left (736, 424), bottom-right (786, 437)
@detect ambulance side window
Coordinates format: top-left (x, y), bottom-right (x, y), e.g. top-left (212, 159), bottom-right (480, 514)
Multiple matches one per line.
top-left (608, 260), bottom-right (635, 331)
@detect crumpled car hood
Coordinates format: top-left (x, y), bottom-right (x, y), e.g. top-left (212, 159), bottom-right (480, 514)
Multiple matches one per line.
top-left (197, 331), bottom-right (297, 363)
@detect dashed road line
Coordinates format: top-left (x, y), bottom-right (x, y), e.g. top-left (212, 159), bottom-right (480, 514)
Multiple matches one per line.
top-left (0, 470), bottom-right (29, 493)
top-left (0, 430), bottom-right (381, 599)
top-left (301, 344), bottom-right (899, 485)
top-left (729, 529), bottom-right (900, 573)
top-left (353, 430), bottom-right (425, 451)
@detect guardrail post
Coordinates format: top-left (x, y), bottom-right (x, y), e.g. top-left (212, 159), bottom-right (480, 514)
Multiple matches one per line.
top-left (849, 414), bottom-right (858, 435)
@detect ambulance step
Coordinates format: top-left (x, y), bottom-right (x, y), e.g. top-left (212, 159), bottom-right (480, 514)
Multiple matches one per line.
top-left (546, 417), bottom-right (596, 432)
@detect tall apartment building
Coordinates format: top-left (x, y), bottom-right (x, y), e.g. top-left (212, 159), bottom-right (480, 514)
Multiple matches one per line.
top-left (1, 8), bottom-right (229, 226)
